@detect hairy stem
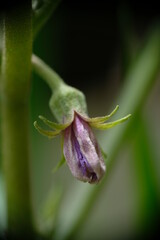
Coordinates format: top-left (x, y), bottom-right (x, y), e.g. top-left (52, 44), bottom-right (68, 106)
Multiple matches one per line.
top-left (32, 54), bottom-right (64, 91)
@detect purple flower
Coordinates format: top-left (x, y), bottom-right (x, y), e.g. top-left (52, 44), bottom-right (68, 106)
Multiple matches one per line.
top-left (34, 105), bottom-right (131, 184)
top-left (63, 113), bottom-right (105, 183)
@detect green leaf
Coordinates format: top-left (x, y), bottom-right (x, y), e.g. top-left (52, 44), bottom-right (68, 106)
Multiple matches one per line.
top-left (52, 155), bottom-right (66, 173)
top-left (101, 148), bottom-right (107, 162)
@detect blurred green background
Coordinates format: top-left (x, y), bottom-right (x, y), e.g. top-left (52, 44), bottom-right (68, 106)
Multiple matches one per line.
top-left (0, 1), bottom-right (160, 239)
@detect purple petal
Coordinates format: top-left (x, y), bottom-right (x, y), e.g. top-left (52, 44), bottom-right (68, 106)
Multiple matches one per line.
top-left (63, 114), bottom-right (106, 184)
top-left (63, 125), bottom-right (86, 182)
top-left (73, 114), bottom-right (106, 182)
top-left (73, 133), bottom-right (98, 183)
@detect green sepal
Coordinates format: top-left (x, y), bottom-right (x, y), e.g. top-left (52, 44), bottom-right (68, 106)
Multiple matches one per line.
top-left (101, 148), bottom-right (108, 162)
top-left (91, 114), bottom-right (131, 130)
top-left (84, 105), bottom-right (119, 123)
top-left (52, 155), bottom-right (66, 173)
top-left (39, 115), bottom-right (70, 130)
top-left (34, 121), bottom-right (61, 138)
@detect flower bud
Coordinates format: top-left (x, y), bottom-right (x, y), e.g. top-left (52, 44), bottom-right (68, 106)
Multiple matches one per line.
top-left (33, 54), bottom-right (131, 184)
top-left (49, 84), bottom-right (87, 123)
top-left (63, 113), bottom-right (106, 184)
top-left (34, 101), bottom-right (131, 184)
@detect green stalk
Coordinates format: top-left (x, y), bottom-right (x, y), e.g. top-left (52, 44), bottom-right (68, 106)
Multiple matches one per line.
top-left (1, 2), bottom-right (34, 238)
top-left (32, 54), bottom-right (64, 91)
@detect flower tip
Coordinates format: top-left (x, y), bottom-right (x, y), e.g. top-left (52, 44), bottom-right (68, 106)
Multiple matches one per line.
top-left (34, 120), bottom-right (41, 132)
top-left (33, 120), bottom-right (37, 127)
top-left (126, 113), bottom-right (132, 119)
top-left (33, 120), bottom-right (40, 132)
top-left (39, 115), bottom-right (46, 122)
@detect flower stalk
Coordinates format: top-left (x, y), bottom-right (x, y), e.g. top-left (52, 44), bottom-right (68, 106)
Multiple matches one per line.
top-left (32, 54), bottom-right (88, 122)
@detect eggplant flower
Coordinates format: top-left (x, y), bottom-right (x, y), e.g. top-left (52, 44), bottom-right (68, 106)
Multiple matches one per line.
top-left (34, 105), bottom-right (131, 184)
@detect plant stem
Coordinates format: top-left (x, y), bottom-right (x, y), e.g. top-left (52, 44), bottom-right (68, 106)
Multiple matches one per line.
top-left (33, 0), bottom-right (61, 37)
top-left (1, 2), bottom-right (34, 238)
top-left (32, 54), bottom-right (64, 91)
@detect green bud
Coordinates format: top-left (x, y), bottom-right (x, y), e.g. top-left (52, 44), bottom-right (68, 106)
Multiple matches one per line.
top-left (32, 55), bottom-right (88, 123)
top-left (49, 83), bottom-right (88, 123)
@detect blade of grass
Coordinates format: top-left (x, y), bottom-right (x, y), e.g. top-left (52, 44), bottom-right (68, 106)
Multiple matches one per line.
top-left (131, 115), bottom-right (160, 238)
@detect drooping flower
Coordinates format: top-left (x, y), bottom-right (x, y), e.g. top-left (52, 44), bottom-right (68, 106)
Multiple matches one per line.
top-left (63, 113), bottom-right (106, 183)
top-left (34, 105), bottom-right (131, 184)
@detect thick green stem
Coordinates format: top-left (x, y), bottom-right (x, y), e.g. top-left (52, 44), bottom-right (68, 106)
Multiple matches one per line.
top-left (1, 2), bottom-right (34, 238)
